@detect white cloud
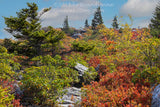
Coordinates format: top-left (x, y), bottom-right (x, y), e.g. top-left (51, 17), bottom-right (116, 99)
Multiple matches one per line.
top-left (40, 0), bottom-right (113, 28)
top-left (40, 4), bottom-right (94, 27)
top-left (135, 18), bottom-right (151, 28)
top-left (120, 0), bottom-right (159, 17)
top-left (40, 0), bottom-right (101, 28)
top-left (60, 0), bottom-right (99, 4)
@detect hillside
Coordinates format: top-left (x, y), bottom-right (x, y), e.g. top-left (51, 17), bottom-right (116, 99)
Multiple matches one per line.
top-left (1, 2), bottom-right (160, 107)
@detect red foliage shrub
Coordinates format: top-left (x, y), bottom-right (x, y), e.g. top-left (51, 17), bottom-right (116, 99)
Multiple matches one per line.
top-left (13, 56), bottom-right (29, 63)
top-left (82, 64), bottom-right (151, 107)
top-left (99, 71), bottom-right (132, 90)
top-left (98, 64), bottom-right (108, 76)
top-left (106, 40), bottom-right (116, 45)
top-left (88, 56), bottom-right (101, 68)
top-left (0, 79), bottom-right (23, 107)
top-left (131, 31), bottom-right (139, 40)
top-left (13, 99), bottom-right (23, 107)
top-left (116, 64), bottom-right (137, 74)
top-left (0, 79), bottom-right (15, 93)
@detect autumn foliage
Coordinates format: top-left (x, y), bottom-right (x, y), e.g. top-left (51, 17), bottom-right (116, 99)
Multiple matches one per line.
top-left (82, 64), bottom-right (151, 107)
top-left (1, 3), bottom-right (160, 106)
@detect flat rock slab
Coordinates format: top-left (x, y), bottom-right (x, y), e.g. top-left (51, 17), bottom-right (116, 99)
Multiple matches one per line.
top-left (75, 63), bottom-right (88, 76)
top-left (57, 104), bottom-right (74, 107)
top-left (57, 87), bottom-right (81, 107)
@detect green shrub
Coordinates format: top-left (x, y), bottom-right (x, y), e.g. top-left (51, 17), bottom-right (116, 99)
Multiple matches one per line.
top-left (0, 45), bottom-right (7, 53)
top-left (72, 40), bottom-right (95, 53)
top-left (0, 46), bottom-right (20, 79)
top-left (0, 86), bottom-right (14, 107)
top-left (83, 67), bottom-right (98, 84)
top-left (132, 66), bottom-right (160, 85)
top-left (21, 55), bottom-right (79, 106)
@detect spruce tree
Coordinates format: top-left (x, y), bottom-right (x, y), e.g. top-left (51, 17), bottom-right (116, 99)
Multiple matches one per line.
top-left (149, 2), bottom-right (160, 38)
top-left (85, 19), bottom-right (89, 28)
top-left (4, 3), bottom-right (50, 40)
top-left (4, 3), bottom-right (51, 56)
top-left (62, 16), bottom-right (70, 34)
top-left (112, 15), bottom-right (119, 29)
top-left (4, 3), bottom-right (64, 56)
top-left (91, 6), bottom-right (103, 30)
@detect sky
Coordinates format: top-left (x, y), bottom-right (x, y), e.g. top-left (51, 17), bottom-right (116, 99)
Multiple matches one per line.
top-left (0, 0), bottom-right (159, 39)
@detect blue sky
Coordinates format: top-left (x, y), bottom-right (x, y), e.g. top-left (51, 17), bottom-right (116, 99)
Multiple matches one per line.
top-left (0, 0), bottom-right (159, 39)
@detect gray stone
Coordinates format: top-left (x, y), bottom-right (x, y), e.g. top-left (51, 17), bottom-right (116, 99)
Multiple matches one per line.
top-left (95, 64), bottom-right (100, 71)
top-left (13, 82), bottom-right (23, 95)
top-left (151, 84), bottom-right (160, 107)
top-left (61, 100), bottom-right (74, 104)
top-left (18, 75), bottom-right (23, 80)
top-left (57, 104), bottom-right (74, 107)
top-left (75, 63), bottom-right (88, 76)
top-left (72, 33), bottom-right (82, 39)
top-left (57, 87), bottom-right (81, 107)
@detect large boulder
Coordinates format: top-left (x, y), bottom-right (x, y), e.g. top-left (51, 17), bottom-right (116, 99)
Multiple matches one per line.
top-left (152, 84), bottom-right (160, 107)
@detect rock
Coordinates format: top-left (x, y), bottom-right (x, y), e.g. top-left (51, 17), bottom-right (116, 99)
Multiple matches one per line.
top-left (72, 33), bottom-right (82, 39)
top-left (74, 63), bottom-right (88, 76)
top-left (57, 104), bottom-right (74, 107)
top-left (18, 75), bottom-right (23, 80)
top-left (57, 87), bottom-right (81, 107)
top-left (66, 87), bottom-right (81, 96)
top-left (13, 82), bottom-right (23, 97)
top-left (152, 84), bottom-right (160, 107)
top-left (95, 64), bottom-right (100, 71)
top-left (61, 100), bottom-right (74, 104)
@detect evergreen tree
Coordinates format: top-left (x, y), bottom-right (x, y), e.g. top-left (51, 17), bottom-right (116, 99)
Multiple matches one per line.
top-left (149, 2), bottom-right (160, 38)
top-left (4, 3), bottom-right (64, 56)
top-left (62, 16), bottom-right (70, 34)
top-left (44, 26), bottom-right (65, 56)
top-left (4, 3), bottom-right (51, 56)
top-left (112, 15), bottom-right (119, 29)
top-left (85, 19), bottom-right (89, 28)
top-left (91, 6), bottom-right (103, 30)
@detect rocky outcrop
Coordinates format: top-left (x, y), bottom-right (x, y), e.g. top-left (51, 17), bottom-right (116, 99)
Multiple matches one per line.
top-left (57, 87), bottom-right (81, 107)
top-left (74, 63), bottom-right (88, 77)
top-left (152, 84), bottom-right (160, 107)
